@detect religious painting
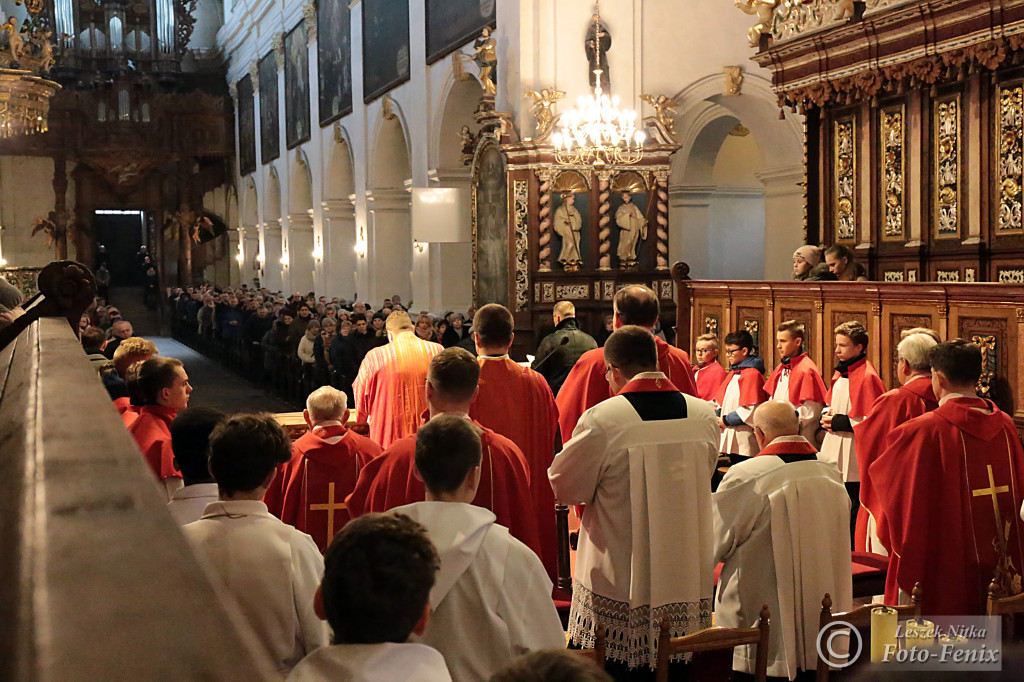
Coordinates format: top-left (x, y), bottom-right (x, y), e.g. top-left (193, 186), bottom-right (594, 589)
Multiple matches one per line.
top-left (285, 22), bottom-right (311, 149)
top-left (474, 145), bottom-right (508, 307)
top-left (259, 52), bottom-right (279, 163)
top-left (425, 0), bottom-right (495, 64)
top-left (237, 74), bottom-right (256, 176)
top-left (318, 0), bottom-right (352, 125)
top-left (362, 0), bottom-right (410, 104)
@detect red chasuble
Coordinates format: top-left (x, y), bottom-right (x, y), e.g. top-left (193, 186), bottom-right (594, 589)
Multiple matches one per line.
top-left (693, 361), bottom-right (728, 402)
top-left (873, 398), bottom-right (1024, 615)
top-left (346, 419), bottom-right (542, 557)
top-left (264, 424), bottom-right (381, 552)
top-left (712, 367), bottom-right (768, 408)
top-left (764, 353), bottom-right (827, 405)
top-left (469, 356), bottom-right (560, 582)
top-left (115, 398), bottom-right (140, 430)
top-left (854, 377), bottom-right (938, 552)
top-left (826, 357), bottom-right (884, 418)
top-left (556, 336), bottom-right (697, 444)
top-left (128, 405), bottom-right (179, 482)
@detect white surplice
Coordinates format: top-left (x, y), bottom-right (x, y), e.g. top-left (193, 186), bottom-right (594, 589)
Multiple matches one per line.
top-left (718, 374), bottom-right (759, 457)
top-left (166, 482), bottom-right (219, 526)
top-left (549, 374), bottom-right (719, 669)
top-left (183, 500), bottom-right (328, 675)
top-left (393, 501), bottom-right (565, 682)
top-left (286, 642), bottom-right (452, 682)
top-left (713, 441), bottom-right (852, 680)
top-left (771, 372), bottom-right (824, 445)
top-left (818, 376), bottom-right (862, 480)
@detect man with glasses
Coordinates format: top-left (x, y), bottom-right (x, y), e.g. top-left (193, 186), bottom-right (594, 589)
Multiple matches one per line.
top-left (713, 330), bottom-right (768, 467)
top-left (692, 333), bottom-right (728, 402)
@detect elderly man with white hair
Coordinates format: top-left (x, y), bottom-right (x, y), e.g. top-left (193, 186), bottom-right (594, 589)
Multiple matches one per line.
top-left (264, 386), bottom-right (382, 551)
top-left (713, 400), bottom-right (852, 681)
top-left (854, 329), bottom-right (939, 554)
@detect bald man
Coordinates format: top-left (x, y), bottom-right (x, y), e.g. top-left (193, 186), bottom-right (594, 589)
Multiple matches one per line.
top-left (713, 400), bottom-right (852, 680)
top-left (555, 285), bottom-right (697, 443)
top-left (531, 301), bottom-right (597, 397)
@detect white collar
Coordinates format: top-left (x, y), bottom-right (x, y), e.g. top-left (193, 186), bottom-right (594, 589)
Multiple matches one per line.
top-left (429, 411), bottom-right (470, 421)
top-left (171, 482), bottom-right (219, 501)
top-left (632, 371), bottom-right (668, 381)
top-left (939, 391), bottom-right (976, 406)
top-left (480, 354), bottom-right (510, 360)
top-left (906, 373), bottom-right (931, 384)
top-left (767, 434), bottom-right (811, 445)
top-left (200, 499), bottom-right (273, 519)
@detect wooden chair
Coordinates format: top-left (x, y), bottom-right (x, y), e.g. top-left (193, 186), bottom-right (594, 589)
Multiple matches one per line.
top-left (816, 582), bottom-right (922, 682)
top-left (987, 576), bottom-right (1024, 640)
top-left (571, 624), bottom-right (606, 670)
top-left (654, 605), bottom-right (770, 682)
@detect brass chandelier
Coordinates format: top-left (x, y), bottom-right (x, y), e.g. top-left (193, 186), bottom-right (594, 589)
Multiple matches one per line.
top-left (551, 3), bottom-right (645, 166)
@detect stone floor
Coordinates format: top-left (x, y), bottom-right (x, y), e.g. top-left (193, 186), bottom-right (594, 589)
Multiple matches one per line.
top-left (148, 337), bottom-right (293, 414)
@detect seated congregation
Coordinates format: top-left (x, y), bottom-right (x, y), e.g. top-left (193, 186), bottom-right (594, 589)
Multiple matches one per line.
top-left (103, 284), bottom-right (1024, 682)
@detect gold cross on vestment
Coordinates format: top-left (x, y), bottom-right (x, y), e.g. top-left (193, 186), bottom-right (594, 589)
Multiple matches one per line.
top-left (310, 482), bottom-right (346, 542)
top-left (972, 464), bottom-right (1011, 559)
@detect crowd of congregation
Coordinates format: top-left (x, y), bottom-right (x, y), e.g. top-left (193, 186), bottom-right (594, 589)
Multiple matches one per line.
top-left (68, 271), bottom-right (1024, 682)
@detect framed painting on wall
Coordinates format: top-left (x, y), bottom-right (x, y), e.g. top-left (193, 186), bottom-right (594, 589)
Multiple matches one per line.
top-left (237, 74), bottom-right (256, 176)
top-left (425, 0), bottom-right (495, 64)
top-left (285, 22), bottom-right (311, 149)
top-left (318, 0), bottom-right (352, 125)
top-left (259, 52), bottom-right (279, 163)
top-left (362, 0), bottom-right (410, 104)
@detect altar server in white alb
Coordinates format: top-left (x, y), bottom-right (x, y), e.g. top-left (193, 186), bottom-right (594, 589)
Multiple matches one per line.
top-left (287, 513), bottom-right (452, 682)
top-left (549, 326), bottom-right (719, 679)
top-left (818, 321), bottom-right (884, 540)
top-left (763, 321), bottom-right (827, 446)
top-left (182, 413), bottom-right (328, 676)
top-left (714, 329), bottom-right (768, 465)
top-left (713, 400), bottom-right (852, 681)
top-left (394, 415), bottom-right (564, 682)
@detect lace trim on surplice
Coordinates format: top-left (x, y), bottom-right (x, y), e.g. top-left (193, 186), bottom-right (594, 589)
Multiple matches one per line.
top-left (567, 581), bottom-right (713, 670)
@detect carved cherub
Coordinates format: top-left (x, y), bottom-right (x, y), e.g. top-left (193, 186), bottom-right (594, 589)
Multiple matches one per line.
top-left (640, 94), bottom-right (678, 137)
top-left (525, 88), bottom-right (565, 141)
top-left (458, 125), bottom-right (478, 164)
top-left (734, 0), bottom-right (779, 48)
top-left (1, 18), bottom-right (22, 63)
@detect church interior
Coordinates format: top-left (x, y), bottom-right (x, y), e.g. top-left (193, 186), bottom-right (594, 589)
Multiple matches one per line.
top-left (5, 0), bottom-right (1024, 680)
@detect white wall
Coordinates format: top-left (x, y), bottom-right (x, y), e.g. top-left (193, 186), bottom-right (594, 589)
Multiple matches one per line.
top-left (0, 156), bottom-right (59, 267)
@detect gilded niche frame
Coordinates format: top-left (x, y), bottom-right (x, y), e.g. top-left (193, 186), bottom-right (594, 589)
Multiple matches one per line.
top-left (833, 114), bottom-right (858, 244)
top-left (879, 104), bottom-right (906, 242)
top-left (933, 93), bottom-right (961, 240)
top-left (996, 80), bottom-right (1024, 236)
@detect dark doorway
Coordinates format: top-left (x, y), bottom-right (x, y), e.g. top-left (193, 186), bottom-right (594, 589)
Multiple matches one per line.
top-left (94, 210), bottom-right (146, 285)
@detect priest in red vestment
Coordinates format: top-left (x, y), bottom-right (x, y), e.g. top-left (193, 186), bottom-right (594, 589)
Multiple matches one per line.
top-left (874, 340), bottom-right (1024, 615)
top-left (764, 321), bottom-right (827, 445)
top-left (854, 331), bottom-right (938, 554)
top-left (352, 311), bottom-right (444, 448)
top-left (556, 284), bottom-right (697, 443)
top-left (264, 386), bottom-right (381, 552)
top-left (467, 303), bottom-right (559, 582)
top-left (347, 347), bottom-right (541, 557)
top-left (692, 333), bottom-right (728, 402)
top-left (128, 356), bottom-right (193, 500)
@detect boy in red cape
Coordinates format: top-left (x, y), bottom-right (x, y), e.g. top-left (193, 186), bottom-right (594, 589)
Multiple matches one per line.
top-left (714, 329), bottom-right (768, 466)
top-left (692, 333), bottom-right (728, 402)
top-left (819, 321), bottom-right (884, 542)
top-left (346, 347), bottom-right (541, 558)
top-left (854, 330), bottom-right (938, 554)
top-left (874, 340), bottom-right (1024, 615)
top-left (468, 304), bottom-right (560, 583)
top-left (128, 356), bottom-right (192, 500)
top-left (764, 320), bottom-right (827, 445)
top-left (556, 284), bottom-right (696, 444)
top-left (264, 386), bottom-right (381, 552)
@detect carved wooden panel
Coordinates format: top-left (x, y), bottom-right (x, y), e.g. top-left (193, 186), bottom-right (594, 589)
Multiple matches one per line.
top-left (834, 117), bottom-right (858, 242)
top-left (736, 305), bottom-right (765, 359)
top-left (957, 315), bottom-right (1012, 413)
top-left (880, 106), bottom-right (905, 241)
top-left (934, 95), bottom-right (960, 239)
top-left (998, 83), bottom-right (1024, 236)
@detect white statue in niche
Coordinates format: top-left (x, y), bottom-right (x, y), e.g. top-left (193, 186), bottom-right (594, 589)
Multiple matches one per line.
top-left (615, 191), bottom-right (647, 265)
top-left (554, 192), bottom-right (582, 266)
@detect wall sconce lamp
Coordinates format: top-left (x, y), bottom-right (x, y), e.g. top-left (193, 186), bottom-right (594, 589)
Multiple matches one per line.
top-left (414, 241), bottom-right (426, 252)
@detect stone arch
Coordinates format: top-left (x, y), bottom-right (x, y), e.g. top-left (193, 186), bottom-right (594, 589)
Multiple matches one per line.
top-left (289, 150), bottom-right (314, 216)
top-left (433, 74), bottom-right (484, 171)
top-left (324, 131), bottom-right (358, 298)
top-left (326, 132), bottom-right (356, 201)
top-left (264, 166), bottom-right (282, 223)
top-left (668, 72), bottom-right (803, 281)
top-left (241, 179), bottom-right (258, 227)
top-left (369, 106), bottom-right (413, 303)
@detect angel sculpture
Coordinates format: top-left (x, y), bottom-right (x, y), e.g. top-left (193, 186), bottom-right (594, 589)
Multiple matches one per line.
top-left (525, 88), bottom-right (565, 142)
top-left (0, 18), bottom-right (23, 64)
top-left (734, 0), bottom-right (779, 48)
top-left (640, 93), bottom-right (679, 142)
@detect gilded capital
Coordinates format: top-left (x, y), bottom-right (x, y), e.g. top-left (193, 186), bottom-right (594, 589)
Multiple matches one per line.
top-left (249, 60), bottom-right (259, 94)
top-left (273, 32), bottom-right (285, 70)
top-left (304, 1), bottom-right (318, 46)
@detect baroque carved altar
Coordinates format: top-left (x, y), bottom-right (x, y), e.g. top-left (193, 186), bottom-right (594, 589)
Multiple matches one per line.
top-left (470, 107), bottom-right (680, 354)
top-left (746, 0), bottom-right (1024, 283)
